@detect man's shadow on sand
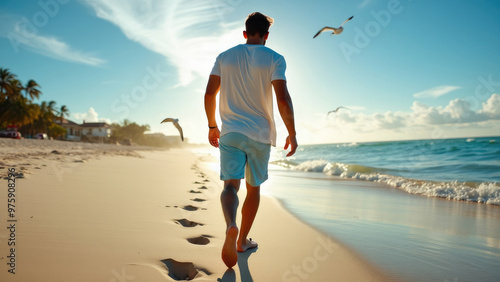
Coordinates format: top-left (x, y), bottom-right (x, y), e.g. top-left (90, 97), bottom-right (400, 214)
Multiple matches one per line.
top-left (218, 247), bottom-right (257, 282)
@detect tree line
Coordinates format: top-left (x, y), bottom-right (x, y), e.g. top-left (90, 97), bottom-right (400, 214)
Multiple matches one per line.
top-left (0, 68), bottom-right (68, 138)
top-left (111, 119), bottom-right (179, 147)
top-left (1, 68), bottom-right (177, 147)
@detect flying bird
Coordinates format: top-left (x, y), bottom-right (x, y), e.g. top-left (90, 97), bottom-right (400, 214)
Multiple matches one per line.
top-left (161, 118), bottom-right (184, 141)
top-left (327, 107), bottom-right (349, 116)
top-left (313, 16), bottom-right (354, 38)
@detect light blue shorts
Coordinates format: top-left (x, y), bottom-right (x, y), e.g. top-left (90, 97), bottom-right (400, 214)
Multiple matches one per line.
top-left (219, 132), bottom-right (271, 187)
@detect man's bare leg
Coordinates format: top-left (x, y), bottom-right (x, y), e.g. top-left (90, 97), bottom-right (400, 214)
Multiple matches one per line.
top-left (221, 179), bottom-right (240, 268)
top-left (237, 182), bottom-right (260, 252)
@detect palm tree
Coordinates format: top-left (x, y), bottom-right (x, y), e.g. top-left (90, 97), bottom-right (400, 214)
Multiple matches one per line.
top-left (24, 79), bottom-right (41, 101)
top-left (0, 76), bottom-right (27, 128)
top-left (0, 68), bottom-right (16, 101)
top-left (32, 101), bottom-right (57, 133)
top-left (0, 69), bottom-right (46, 133)
top-left (58, 105), bottom-right (69, 123)
top-left (4, 78), bottom-right (23, 101)
top-left (52, 105), bottom-right (69, 139)
top-left (0, 96), bottom-right (39, 128)
top-left (46, 101), bottom-right (57, 130)
top-left (47, 100), bottom-right (57, 113)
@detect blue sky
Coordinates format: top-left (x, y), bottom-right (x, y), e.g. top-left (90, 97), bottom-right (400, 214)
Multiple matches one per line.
top-left (1, 0), bottom-right (499, 145)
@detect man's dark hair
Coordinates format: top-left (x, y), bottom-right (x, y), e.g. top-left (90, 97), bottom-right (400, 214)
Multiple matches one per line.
top-left (245, 12), bottom-right (274, 37)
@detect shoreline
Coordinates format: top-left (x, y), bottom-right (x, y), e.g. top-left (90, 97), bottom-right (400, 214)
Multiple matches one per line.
top-left (0, 142), bottom-right (393, 281)
top-left (264, 167), bottom-right (500, 281)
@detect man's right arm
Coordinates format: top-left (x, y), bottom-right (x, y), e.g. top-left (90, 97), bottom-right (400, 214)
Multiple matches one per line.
top-left (272, 79), bottom-right (297, 157)
top-left (204, 75), bottom-right (221, 147)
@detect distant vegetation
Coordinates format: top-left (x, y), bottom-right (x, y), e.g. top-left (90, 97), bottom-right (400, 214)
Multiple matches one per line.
top-left (111, 119), bottom-right (177, 147)
top-left (0, 68), bottom-right (67, 138)
top-left (111, 119), bottom-right (150, 144)
top-left (1, 68), bottom-right (176, 147)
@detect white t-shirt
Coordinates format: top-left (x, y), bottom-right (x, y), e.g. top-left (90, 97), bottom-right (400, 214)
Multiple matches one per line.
top-left (210, 44), bottom-right (286, 146)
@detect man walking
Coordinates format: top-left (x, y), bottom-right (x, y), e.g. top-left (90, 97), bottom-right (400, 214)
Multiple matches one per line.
top-left (204, 12), bottom-right (297, 268)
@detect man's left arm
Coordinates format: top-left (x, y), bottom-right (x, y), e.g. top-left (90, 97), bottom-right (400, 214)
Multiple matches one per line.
top-left (272, 79), bottom-right (297, 157)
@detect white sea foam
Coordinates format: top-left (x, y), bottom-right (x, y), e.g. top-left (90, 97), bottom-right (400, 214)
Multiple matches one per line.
top-left (293, 160), bottom-right (329, 172)
top-left (293, 160), bottom-right (500, 205)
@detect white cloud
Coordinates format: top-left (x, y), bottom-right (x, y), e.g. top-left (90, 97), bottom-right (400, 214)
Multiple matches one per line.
top-left (411, 94), bottom-right (500, 124)
top-left (298, 93), bottom-right (500, 144)
top-left (72, 107), bottom-right (112, 124)
top-left (480, 93), bottom-right (500, 118)
top-left (82, 0), bottom-right (243, 86)
top-left (374, 111), bottom-right (407, 129)
top-left (0, 16), bottom-right (105, 66)
top-left (413, 85), bottom-right (461, 98)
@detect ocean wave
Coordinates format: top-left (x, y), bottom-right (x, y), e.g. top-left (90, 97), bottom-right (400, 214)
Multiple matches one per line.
top-left (293, 160), bottom-right (328, 172)
top-left (293, 160), bottom-right (387, 176)
top-left (292, 160), bottom-right (500, 205)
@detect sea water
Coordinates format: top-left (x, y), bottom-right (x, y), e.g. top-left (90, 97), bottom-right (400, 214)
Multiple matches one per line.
top-left (266, 136), bottom-right (500, 281)
top-left (272, 136), bottom-right (500, 205)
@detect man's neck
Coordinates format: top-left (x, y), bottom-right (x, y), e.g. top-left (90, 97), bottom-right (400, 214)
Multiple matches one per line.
top-left (246, 37), bottom-right (265, 45)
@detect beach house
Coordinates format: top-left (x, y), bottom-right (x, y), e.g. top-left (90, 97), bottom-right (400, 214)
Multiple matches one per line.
top-left (80, 121), bottom-right (112, 142)
top-left (55, 118), bottom-right (82, 141)
top-left (55, 119), bottom-right (112, 142)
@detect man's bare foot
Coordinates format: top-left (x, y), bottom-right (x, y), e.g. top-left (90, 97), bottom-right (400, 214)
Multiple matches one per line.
top-left (237, 237), bottom-right (258, 252)
top-left (222, 225), bottom-right (238, 268)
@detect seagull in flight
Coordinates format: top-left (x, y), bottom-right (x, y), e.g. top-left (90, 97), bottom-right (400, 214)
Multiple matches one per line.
top-left (313, 16), bottom-right (354, 38)
top-left (327, 107), bottom-right (349, 116)
top-left (160, 118), bottom-right (184, 141)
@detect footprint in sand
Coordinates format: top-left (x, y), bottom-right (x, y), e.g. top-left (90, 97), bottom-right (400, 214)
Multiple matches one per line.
top-left (189, 190), bottom-right (202, 194)
top-left (190, 198), bottom-right (206, 202)
top-left (165, 205), bottom-right (206, 211)
top-left (198, 186), bottom-right (208, 190)
top-left (182, 205), bottom-right (207, 211)
top-left (175, 218), bottom-right (203, 227)
top-left (182, 205), bottom-right (199, 211)
top-left (161, 258), bottom-right (211, 281)
top-left (186, 235), bottom-right (212, 245)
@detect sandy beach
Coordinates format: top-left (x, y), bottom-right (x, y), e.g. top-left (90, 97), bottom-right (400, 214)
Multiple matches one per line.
top-left (0, 139), bottom-right (391, 281)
